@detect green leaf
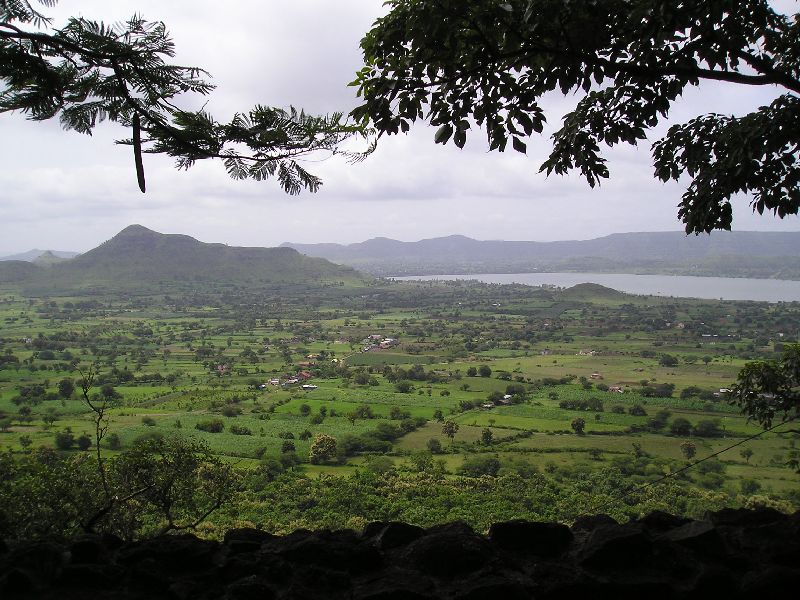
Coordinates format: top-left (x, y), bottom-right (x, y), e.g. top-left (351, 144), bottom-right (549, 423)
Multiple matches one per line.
top-left (434, 124), bottom-right (453, 145)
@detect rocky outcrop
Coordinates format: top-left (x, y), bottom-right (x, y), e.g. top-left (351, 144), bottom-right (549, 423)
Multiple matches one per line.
top-left (1, 509), bottom-right (798, 599)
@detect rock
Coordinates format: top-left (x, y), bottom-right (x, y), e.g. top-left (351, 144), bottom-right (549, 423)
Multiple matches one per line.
top-left (488, 520), bottom-right (572, 557)
top-left (0, 511), bottom-right (795, 599)
top-left (368, 522), bottom-right (425, 550)
top-left (69, 534), bottom-right (106, 564)
top-left (637, 511), bottom-right (691, 533)
top-left (404, 523), bottom-right (492, 578)
top-left (57, 563), bottom-right (124, 589)
top-left (741, 565), bottom-right (800, 594)
top-left (225, 575), bottom-right (276, 600)
top-left (571, 514), bottom-right (618, 532)
top-left (453, 576), bottom-right (534, 600)
top-left (659, 520), bottom-right (726, 557)
top-left (579, 523), bottom-right (653, 569)
top-left (116, 534), bottom-right (219, 574)
top-left (5, 540), bottom-right (65, 586)
top-left (707, 507), bottom-right (785, 527)
top-left (277, 530), bottom-right (381, 574)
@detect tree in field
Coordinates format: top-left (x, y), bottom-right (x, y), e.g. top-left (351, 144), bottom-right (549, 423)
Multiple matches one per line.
top-left (730, 343), bottom-right (799, 429)
top-left (571, 417), bottom-right (586, 435)
top-left (352, 0), bottom-right (800, 233)
top-left (680, 440), bottom-right (696, 461)
top-left (0, 0), bottom-right (368, 193)
top-left (57, 377), bottom-right (74, 399)
top-left (441, 419), bottom-right (459, 443)
top-left (309, 434), bottom-right (337, 464)
top-left (670, 417), bottom-right (693, 437)
top-left (481, 427), bottom-right (493, 445)
top-left (740, 447), bottom-right (754, 464)
top-left (478, 365), bottom-right (492, 378)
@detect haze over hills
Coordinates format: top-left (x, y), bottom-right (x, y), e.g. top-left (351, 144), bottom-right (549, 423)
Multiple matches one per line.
top-left (282, 231), bottom-right (800, 279)
top-left (0, 225), bottom-right (366, 292)
top-left (0, 249), bottom-right (79, 262)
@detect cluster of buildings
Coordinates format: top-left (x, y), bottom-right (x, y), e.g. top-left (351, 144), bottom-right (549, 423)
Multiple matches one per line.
top-left (362, 334), bottom-right (399, 352)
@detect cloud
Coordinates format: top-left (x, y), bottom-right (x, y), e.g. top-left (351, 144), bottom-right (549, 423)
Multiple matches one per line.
top-left (0, 0), bottom-right (797, 255)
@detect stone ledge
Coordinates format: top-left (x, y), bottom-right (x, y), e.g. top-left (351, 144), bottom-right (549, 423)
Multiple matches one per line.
top-left (1, 508), bottom-right (798, 599)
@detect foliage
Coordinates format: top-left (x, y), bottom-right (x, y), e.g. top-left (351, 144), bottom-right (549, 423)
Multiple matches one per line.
top-left (352, 0), bottom-right (800, 232)
top-left (0, 436), bottom-right (238, 540)
top-left (0, 0), bottom-right (369, 193)
top-left (680, 440), bottom-right (697, 460)
top-left (441, 419), bottom-right (459, 441)
top-left (195, 418), bottom-right (224, 433)
top-left (730, 343), bottom-right (800, 429)
top-left (309, 434), bottom-right (337, 464)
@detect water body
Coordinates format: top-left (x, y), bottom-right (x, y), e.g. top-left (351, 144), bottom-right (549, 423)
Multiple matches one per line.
top-left (393, 272), bottom-right (800, 303)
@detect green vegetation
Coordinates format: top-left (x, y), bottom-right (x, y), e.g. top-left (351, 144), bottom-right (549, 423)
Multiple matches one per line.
top-left (1, 275), bottom-right (798, 540)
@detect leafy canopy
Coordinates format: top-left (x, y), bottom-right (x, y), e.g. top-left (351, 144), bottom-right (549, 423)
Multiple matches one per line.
top-left (730, 343), bottom-right (800, 429)
top-left (351, 0), bottom-right (800, 233)
top-left (0, 0), bottom-right (370, 194)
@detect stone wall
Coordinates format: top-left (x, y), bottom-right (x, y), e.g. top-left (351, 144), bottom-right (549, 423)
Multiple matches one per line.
top-left (2, 508), bottom-right (798, 599)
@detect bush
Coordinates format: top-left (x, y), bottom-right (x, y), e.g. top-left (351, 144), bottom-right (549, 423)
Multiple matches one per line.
top-left (427, 438), bottom-right (443, 454)
top-left (54, 430), bottom-right (75, 450)
top-left (229, 424), bottom-right (252, 435)
top-left (629, 404), bottom-right (648, 416)
top-left (694, 419), bottom-right (723, 438)
top-left (221, 405), bottom-right (242, 418)
top-left (195, 419), bottom-right (224, 433)
top-left (106, 433), bottom-right (122, 450)
top-left (141, 416), bottom-right (156, 427)
top-left (76, 433), bottom-right (92, 451)
top-left (670, 417), bottom-right (692, 436)
top-left (458, 455), bottom-right (501, 477)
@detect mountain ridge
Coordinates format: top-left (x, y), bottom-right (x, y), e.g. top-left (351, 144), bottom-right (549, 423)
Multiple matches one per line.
top-left (281, 231), bottom-right (800, 279)
top-left (0, 225), bottom-right (367, 291)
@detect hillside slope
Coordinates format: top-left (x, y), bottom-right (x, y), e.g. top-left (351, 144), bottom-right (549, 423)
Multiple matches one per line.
top-left (0, 225), bottom-right (367, 291)
top-left (282, 231), bottom-right (800, 278)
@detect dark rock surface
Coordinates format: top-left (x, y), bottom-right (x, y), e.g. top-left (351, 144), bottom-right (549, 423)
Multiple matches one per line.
top-left (1, 509), bottom-right (798, 599)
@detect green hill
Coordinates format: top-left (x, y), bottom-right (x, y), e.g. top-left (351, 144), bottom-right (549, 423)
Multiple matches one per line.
top-left (1, 225), bottom-right (368, 292)
top-left (0, 260), bottom-right (43, 282)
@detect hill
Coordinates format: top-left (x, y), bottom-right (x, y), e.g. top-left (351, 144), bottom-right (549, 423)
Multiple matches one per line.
top-left (282, 231), bottom-right (800, 279)
top-left (0, 225), bottom-right (367, 292)
top-left (0, 249), bottom-right (79, 262)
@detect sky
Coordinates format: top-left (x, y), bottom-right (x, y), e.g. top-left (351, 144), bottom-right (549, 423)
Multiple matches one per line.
top-left (1, 0), bottom-right (798, 255)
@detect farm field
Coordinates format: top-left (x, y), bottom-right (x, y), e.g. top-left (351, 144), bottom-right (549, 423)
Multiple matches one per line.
top-left (1, 279), bottom-right (798, 536)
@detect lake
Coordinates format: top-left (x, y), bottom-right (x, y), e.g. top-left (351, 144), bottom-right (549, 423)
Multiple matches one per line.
top-left (392, 272), bottom-right (800, 303)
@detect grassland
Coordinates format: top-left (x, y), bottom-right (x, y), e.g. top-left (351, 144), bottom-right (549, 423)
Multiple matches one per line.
top-left (1, 278), bottom-right (798, 524)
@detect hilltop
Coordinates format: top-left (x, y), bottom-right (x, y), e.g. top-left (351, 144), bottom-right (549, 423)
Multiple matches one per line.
top-left (282, 231), bottom-right (800, 279)
top-left (0, 225), bottom-right (367, 292)
top-left (0, 249), bottom-right (79, 262)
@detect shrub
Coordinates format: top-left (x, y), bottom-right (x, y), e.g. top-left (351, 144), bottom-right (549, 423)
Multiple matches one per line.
top-left (670, 417), bottom-right (692, 436)
top-left (458, 455), bottom-right (501, 477)
top-left (54, 430), bottom-right (75, 450)
top-left (629, 404), bottom-right (648, 416)
top-left (195, 419), bottom-right (224, 433)
top-left (221, 405), bottom-right (242, 418)
top-left (427, 438), bottom-right (443, 454)
top-left (141, 416), bottom-right (156, 427)
top-left (106, 433), bottom-right (122, 450)
top-left (229, 424), bottom-right (252, 435)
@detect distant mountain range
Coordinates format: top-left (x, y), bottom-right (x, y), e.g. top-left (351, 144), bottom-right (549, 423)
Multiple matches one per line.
top-left (282, 231), bottom-right (800, 279)
top-left (0, 249), bottom-right (80, 263)
top-left (0, 225), bottom-right (365, 292)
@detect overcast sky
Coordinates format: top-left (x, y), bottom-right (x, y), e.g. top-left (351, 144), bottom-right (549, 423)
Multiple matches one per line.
top-left (1, 0), bottom-right (798, 255)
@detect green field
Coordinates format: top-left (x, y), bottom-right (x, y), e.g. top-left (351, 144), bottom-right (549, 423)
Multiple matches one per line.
top-left (1, 279), bottom-right (798, 537)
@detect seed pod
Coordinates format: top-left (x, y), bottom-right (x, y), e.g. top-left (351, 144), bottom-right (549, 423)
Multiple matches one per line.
top-left (133, 113), bottom-right (146, 193)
